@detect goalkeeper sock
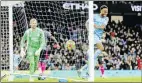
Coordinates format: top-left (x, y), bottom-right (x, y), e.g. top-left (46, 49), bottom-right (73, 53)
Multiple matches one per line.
top-left (100, 65), bottom-right (104, 76)
top-left (38, 62), bottom-right (42, 74)
top-left (41, 62), bottom-right (46, 74)
top-left (94, 49), bottom-right (102, 66)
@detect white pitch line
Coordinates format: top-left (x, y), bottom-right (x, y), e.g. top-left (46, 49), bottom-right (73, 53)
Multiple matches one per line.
top-left (11, 73), bottom-right (87, 82)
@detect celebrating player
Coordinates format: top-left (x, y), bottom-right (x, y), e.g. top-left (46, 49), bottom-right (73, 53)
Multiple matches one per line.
top-left (93, 5), bottom-right (109, 67)
top-left (20, 18), bottom-right (45, 82)
top-left (38, 29), bottom-right (60, 80)
top-left (78, 5), bottom-right (109, 78)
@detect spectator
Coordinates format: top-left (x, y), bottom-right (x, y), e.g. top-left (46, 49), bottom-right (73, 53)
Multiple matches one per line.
top-left (136, 56), bottom-right (142, 70)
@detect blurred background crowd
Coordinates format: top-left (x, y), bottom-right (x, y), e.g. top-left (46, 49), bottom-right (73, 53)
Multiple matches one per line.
top-left (103, 20), bottom-right (142, 70)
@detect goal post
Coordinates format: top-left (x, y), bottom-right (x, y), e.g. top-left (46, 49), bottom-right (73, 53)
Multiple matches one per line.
top-left (88, 1), bottom-right (94, 82)
top-left (9, 4), bottom-right (14, 81)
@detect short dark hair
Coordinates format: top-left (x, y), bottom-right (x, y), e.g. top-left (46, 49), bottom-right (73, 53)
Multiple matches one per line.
top-left (100, 5), bottom-right (108, 10)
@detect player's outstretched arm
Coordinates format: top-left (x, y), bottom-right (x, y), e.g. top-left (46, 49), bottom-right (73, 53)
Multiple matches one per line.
top-left (51, 36), bottom-right (60, 49)
top-left (44, 30), bottom-right (60, 49)
top-left (44, 30), bottom-right (59, 44)
top-left (51, 36), bottom-right (58, 44)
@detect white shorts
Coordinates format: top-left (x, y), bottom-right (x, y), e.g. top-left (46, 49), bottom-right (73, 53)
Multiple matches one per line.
top-left (94, 34), bottom-right (101, 44)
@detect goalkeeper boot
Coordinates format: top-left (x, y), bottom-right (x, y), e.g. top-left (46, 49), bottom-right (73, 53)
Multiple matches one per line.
top-left (38, 74), bottom-right (42, 80)
top-left (40, 76), bottom-right (46, 80)
top-left (38, 74), bottom-right (46, 80)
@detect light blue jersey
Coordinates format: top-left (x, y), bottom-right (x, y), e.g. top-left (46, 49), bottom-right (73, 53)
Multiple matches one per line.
top-left (94, 14), bottom-right (108, 44)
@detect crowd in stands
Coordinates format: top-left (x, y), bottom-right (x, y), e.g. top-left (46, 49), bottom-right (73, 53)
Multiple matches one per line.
top-left (14, 20), bottom-right (142, 70)
top-left (103, 20), bottom-right (142, 70)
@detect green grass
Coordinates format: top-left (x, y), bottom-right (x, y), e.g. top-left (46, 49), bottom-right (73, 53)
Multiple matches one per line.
top-left (94, 77), bottom-right (141, 82)
top-left (1, 71), bottom-right (141, 82)
top-left (1, 76), bottom-right (141, 82)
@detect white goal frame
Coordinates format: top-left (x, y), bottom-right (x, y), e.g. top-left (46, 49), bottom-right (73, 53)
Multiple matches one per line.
top-left (88, 1), bottom-right (94, 82)
top-left (1, 1), bottom-right (25, 81)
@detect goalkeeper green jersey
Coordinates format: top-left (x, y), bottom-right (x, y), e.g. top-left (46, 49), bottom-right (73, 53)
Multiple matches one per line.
top-left (21, 27), bottom-right (45, 49)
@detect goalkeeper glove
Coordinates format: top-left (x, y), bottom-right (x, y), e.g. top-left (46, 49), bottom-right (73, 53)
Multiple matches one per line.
top-left (35, 48), bottom-right (41, 56)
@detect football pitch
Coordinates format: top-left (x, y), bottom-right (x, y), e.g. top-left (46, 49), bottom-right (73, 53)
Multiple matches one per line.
top-left (1, 71), bottom-right (141, 82)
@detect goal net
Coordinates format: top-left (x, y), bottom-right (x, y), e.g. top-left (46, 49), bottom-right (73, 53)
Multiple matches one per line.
top-left (1, 1), bottom-right (90, 82)
top-left (1, 6), bottom-right (10, 78)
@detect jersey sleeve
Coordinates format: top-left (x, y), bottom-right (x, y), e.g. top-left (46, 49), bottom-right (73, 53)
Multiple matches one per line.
top-left (46, 31), bottom-right (52, 38)
top-left (104, 17), bottom-right (109, 26)
top-left (39, 30), bottom-right (46, 50)
top-left (20, 30), bottom-right (28, 48)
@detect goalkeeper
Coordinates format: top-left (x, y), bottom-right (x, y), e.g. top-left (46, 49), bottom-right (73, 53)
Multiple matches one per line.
top-left (20, 18), bottom-right (45, 82)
